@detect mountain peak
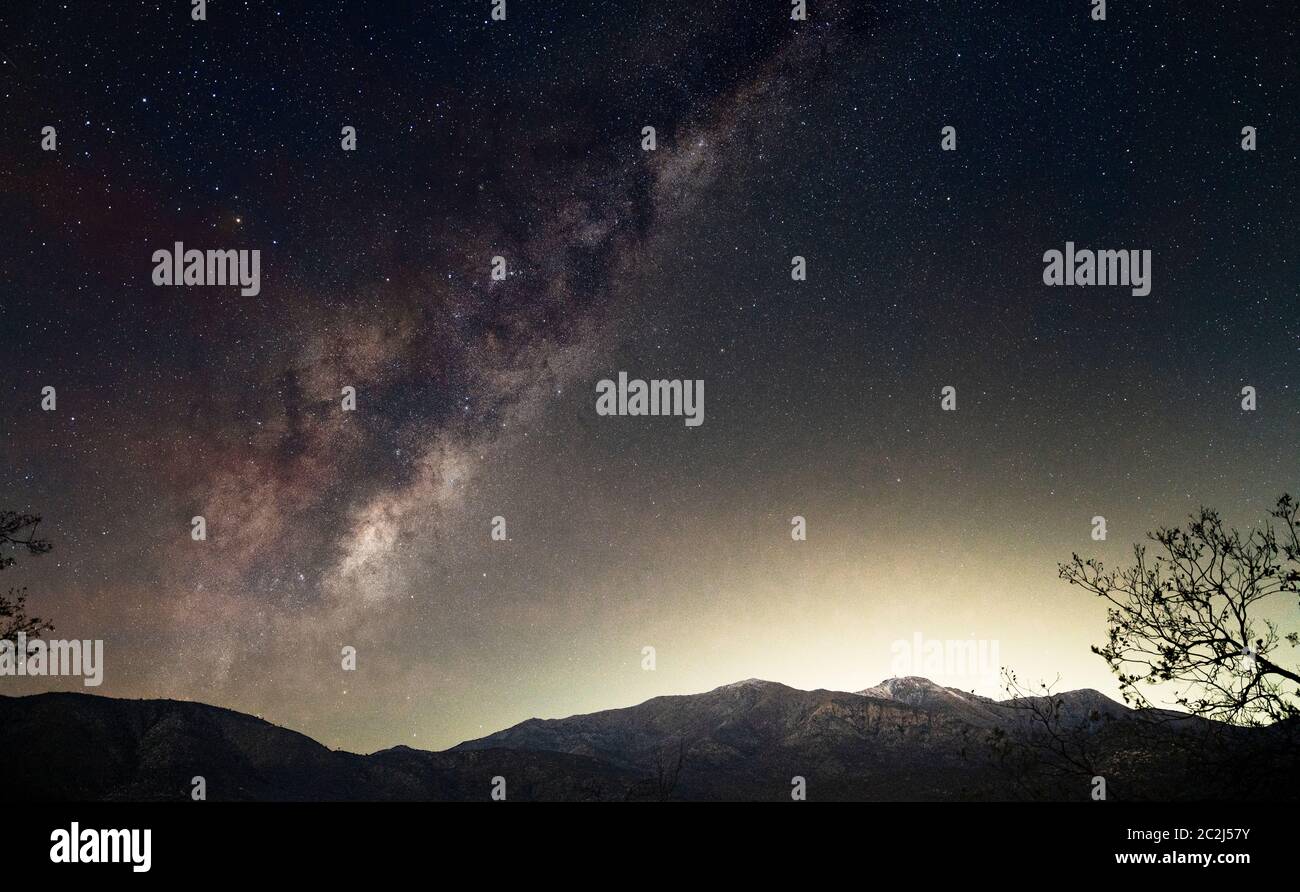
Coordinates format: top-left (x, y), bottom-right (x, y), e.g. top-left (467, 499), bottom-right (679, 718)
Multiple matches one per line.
top-left (715, 677), bottom-right (774, 690)
top-left (858, 676), bottom-right (963, 697)
top-left (855, 677), bottom-right (1001, 719)
top-left (867, 675), bottom-right (945, 688)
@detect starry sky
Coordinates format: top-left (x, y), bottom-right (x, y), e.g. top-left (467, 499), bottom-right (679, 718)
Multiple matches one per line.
top-left (1, 0), bottom-right (1296, 752)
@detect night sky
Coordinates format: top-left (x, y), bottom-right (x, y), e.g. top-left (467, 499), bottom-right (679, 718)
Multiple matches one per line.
top-left (1, 0), bottom-right (1296, 752)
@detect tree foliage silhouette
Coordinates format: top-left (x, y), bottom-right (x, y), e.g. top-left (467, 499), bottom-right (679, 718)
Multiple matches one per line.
top-left (0, 510), bottom-right (54, 642)
top-left (1060, 495), bottom-right (1299, 725)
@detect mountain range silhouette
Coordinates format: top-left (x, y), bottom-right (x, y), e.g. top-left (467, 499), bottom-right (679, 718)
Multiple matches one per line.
top-left (3, 677), bottom-right (1294, 801)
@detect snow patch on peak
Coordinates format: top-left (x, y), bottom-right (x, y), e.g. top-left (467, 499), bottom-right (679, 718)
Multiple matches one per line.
top-left (858, 676), bottom-right (977, 703)
top-left (715, 678), bottom-right (775, 691)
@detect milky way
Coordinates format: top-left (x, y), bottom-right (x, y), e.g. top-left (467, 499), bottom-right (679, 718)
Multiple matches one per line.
top-left (1, 1), bottom-right (1295, 751)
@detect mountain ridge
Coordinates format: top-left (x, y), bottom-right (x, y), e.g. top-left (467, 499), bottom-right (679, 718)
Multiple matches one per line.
top-left (2, 677), bottom-right (1292, 801)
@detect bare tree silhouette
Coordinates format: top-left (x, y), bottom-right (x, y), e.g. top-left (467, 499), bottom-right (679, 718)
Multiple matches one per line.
top-left (625, 735), bottom-right (687, 801)
top-left (652, 735), bottom-right (686, 800)
top-left (990, 670), bottom-right (1115, 800)
top-left (0, 510), bottom-right (54, 642)
top-left (1059, 494), bottom-right (1299, 726)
